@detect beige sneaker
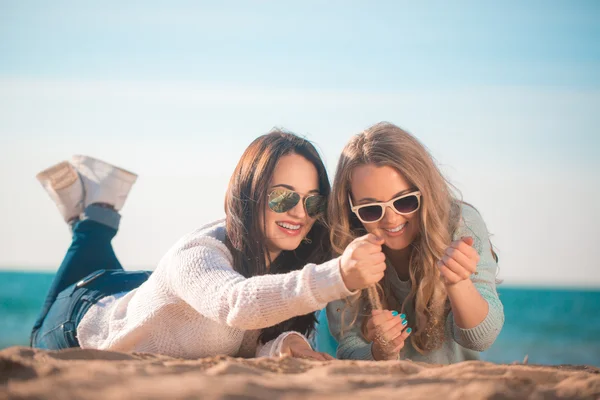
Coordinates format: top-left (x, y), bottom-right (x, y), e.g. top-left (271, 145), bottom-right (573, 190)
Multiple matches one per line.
top-left (70, 155), bottom-right (138, 211)
top-left (36, 161), bottom-right (84, 223)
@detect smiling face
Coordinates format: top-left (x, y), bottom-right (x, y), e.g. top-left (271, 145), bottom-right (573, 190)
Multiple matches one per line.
top-left (263, 153), bottom-right (320, 261)
top-left (350, 164), bottom-right (421, 252)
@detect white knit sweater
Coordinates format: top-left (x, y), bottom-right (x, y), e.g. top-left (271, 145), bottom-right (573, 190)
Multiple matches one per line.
top-left (77, 220), bottom-right (354, 359)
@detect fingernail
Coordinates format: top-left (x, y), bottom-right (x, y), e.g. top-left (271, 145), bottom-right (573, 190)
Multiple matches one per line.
top-left (407, 328), bottom-right (412, 334)
top-left (391, 310), bottom-right (399, 317)
top-left (446, 248), bottom-right (453, 255)
top-left (402, 319), bottom-right (408, 326)
top-left (400, 313), bottom-right (406, 319)
top-left (436, 261), bottom-right (443, 268)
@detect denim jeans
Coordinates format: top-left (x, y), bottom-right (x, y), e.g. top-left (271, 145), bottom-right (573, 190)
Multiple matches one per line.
top-left (30, 206), bottom-right (151, 349)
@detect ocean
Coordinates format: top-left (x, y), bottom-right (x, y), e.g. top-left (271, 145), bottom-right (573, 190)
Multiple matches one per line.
top-left (1, 270), bottom-right (599, 366)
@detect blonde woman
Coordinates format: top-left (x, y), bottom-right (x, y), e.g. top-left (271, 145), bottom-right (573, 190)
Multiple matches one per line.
top-left (325, 122), bottom-right (504, 363)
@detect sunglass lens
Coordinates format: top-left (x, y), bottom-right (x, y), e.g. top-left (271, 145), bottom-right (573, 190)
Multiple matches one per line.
top-left (393, 195), bottom-right (419, 214)
top-left (357, 205), bottom-right (383, 222)
top-left (268, 190), bottom-right (300, 213)
top-left (305, 195), bottom-right (326, 218)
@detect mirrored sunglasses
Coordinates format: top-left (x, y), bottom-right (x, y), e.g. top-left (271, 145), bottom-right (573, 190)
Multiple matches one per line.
top-left (268, 189), bottom-right (326, 218)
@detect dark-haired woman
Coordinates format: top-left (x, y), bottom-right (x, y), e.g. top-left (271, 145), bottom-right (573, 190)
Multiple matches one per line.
top-left (31, 130), bottom-right (387, 360)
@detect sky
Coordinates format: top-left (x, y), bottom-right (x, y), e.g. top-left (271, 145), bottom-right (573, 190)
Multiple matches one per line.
top-left (0, 1), bottom-right (599, 287)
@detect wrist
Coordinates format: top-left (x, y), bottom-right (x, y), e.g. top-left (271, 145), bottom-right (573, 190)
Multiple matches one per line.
top-left (338, 258), bottom-right (354, 292)
top-left (445, 278), bottom-right (471, 289)
top-left (445, 279), bottom-right (472, 298)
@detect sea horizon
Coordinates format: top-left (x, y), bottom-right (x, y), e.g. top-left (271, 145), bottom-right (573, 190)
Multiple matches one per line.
top-left (1, 270), bottom-right (599, 367)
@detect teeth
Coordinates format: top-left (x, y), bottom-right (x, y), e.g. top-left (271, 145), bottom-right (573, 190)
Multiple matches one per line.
top-left (385, 223), bottom-right (406, 233)
top-left (277, 222), bottom-right (301, 230)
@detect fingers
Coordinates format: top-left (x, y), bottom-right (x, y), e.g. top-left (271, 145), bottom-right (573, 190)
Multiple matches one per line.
top-left (362, 261), bottom-right (386, 285)
top-left (340, 233), bottom-right (388, 291)
top-left (369, 251), bottom-right (387, 264)
top-left (441, 254), bottom-right (472, 280)
top-left (367, 310), bottom-right (397, 341)
top-left (369, 309), bottom-right (409, 342)
top-left (368, 262), bottom-right (387, 279)
top-left (382, 316), bottom-right (407, 341)
top-left (451, 238), bottom-right (480, 262)
top-left (371, 309), bottom-right (397, 326)
top-left (444, 247), bottom-right (474, 274)
top-left (391, 327), bottom-right (412, 352)
top-left (438, 263), bottom-right (462, 284)
top-left (365, 232), bottom-right (384, 245)
top-left (440, 239), bottom-right (479, 281)
top-left (354, 241), bottom-right (383, 256)
top-left (369, 310), bottom-right (411, 359)
top-left (291, 348), bottom-right (334, 362)
top-left (311, 352), bottom-right (328, 361)
top-left (360, 252), bottom-right (386, 273)
top-left (289, 347), bottom-right (314, 360)
top-left (353, 234), bottom-right (384, 255)
top-left (461, 236), bottom-right (474, 246)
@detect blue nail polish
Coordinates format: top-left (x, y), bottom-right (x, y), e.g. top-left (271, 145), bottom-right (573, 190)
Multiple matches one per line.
top-left (407, 328), bottom-right (412, 334)
top-left (402, 319), bottom-right (408, 326)
top-left (391, 310), bottom-right (399, 317)
top-left (400, 313), bottom-right (406, 319)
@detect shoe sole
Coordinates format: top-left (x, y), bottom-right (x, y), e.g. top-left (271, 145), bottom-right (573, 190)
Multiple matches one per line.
top-left (36, 161), bottom-right (80, 191)
top-left (71, 155), bottom-right (138, 183)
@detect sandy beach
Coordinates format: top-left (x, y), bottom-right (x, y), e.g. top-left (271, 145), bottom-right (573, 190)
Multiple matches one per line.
top-left (1, 346), bottom-right (599, 400)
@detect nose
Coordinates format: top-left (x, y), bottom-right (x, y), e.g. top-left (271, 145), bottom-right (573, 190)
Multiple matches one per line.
top-left (381, 205), bottom-right (404, 225)
top-left (287, 199), bottom-right (307, 219)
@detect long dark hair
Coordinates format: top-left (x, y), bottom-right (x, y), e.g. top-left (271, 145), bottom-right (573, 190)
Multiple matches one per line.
top-left (224, 129), bottom-right (332, 344)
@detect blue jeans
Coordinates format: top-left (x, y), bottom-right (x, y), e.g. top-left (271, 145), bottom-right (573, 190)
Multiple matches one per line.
top-left (30, 206), bottom-right (151, 349)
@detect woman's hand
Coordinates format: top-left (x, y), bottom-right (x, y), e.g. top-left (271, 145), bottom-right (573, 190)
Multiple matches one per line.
top-left (438, 236), bottom-right (479, 286)
top-left (280, 334), bottom-right (335, 361)
top-left (366, 310), bottom-right (411, 361)
top-left (339, 233), bottom-right (387, 292)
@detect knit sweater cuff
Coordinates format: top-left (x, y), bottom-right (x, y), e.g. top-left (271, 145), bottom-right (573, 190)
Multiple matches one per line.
top-left (452, 306), bottom-right (503, 350)
top-left (346, 343), bottom-right (375, 361)
top-left (311, 257), bottom-right (358, 304)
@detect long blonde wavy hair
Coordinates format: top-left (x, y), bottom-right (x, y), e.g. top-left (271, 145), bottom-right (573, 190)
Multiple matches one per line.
top-left (329, 122), bottom-right (462, 354)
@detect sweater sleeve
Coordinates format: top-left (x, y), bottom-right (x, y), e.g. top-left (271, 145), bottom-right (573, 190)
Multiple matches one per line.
top-left (167, 237), bottom-right (356, 331)
top-left (326, 298), bottom-right (375, 360)
top-left (448, 204), bottom-right (505, 351)
top-left (256, 331), bottom-right (312, 358)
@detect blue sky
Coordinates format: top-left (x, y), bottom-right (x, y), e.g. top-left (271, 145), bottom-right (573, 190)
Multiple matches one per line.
top-left (1, 1), bottom-right (599, 286)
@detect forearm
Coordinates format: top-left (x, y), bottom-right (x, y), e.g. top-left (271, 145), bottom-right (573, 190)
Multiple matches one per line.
top-left (173, 251), bottom-right (352, 330)
top-left (446, 280), bottom-right (489, 329)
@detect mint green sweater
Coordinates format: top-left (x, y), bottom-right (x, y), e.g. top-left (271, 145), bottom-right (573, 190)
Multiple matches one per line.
top-left (326, 204), bottom-right (504, 364)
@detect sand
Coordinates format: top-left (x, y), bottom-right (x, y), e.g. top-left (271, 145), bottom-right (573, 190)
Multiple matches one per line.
top-left (1, 346), bottom-right (599, 399)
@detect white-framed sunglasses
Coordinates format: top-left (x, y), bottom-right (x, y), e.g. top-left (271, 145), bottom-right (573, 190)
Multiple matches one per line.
top-left (349, 191), bottom-right (422, 223)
